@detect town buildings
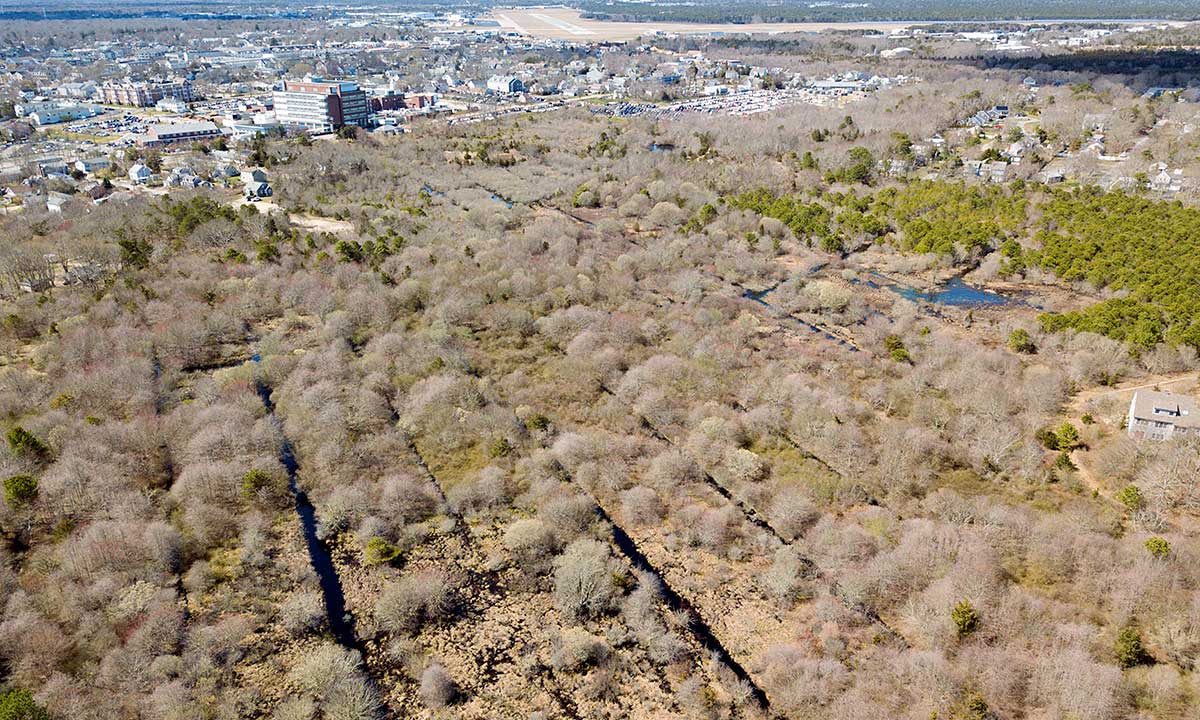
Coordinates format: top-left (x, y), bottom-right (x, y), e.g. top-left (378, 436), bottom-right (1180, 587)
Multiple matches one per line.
top-left (14, 100), bottom-right (104, 126)
top-left (99, 79), bottom-right (195, 107)
top-left (272, 78), bottom-right (370, 133)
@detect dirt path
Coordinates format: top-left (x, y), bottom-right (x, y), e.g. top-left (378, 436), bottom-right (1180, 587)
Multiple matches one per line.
top-left (1067, 370), bottom-right (1200, 415)
top-left (1061, 370), bottom-right (1199, 512)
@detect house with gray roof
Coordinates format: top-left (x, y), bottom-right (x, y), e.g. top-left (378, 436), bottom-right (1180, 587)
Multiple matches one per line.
top-left (1128, 390), bottom-right (1200, 440)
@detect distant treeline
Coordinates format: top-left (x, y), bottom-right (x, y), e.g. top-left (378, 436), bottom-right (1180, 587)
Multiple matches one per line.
top-left (0, 10), bottom-right (308, 20)
top-left (578, 0), bottom-right (1200, 23)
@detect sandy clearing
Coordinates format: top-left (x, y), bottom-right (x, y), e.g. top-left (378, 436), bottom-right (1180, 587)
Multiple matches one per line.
top-left (231, 196), bottom-right (358, 236)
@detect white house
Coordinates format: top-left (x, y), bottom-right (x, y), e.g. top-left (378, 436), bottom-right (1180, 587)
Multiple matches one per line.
top-left (74, 157), bottom-right (110, 174)
top-left (46, 192), bottom-right (71, 213)
top-left (129, 164), bottom-right (153, 183)
top-left (241, 168), bottom-right (267, 184)
top-left (486, 75), bottom-right (524, 94)
top-left (1128, 390), bottom-right (1200, 440)
top-left (245, 181), bottom-right (273, 199)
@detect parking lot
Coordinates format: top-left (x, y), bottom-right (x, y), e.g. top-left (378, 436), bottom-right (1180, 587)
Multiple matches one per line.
top-left (595, 87), bottom-right (856, 119)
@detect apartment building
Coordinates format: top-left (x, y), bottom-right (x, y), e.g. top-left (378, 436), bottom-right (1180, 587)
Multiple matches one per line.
top-left (272, 78), bottom-right (370, 133)
top-left (17, 101), bottom-right (103, 126)
top-left (99, 79), bottom-right (195, 107)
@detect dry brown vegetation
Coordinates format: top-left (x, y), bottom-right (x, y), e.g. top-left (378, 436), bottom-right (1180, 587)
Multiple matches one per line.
top-left (0, 103), bottom-right (1198, 720)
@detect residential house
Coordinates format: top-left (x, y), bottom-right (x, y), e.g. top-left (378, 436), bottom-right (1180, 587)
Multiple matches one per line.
top-left (129, 164), bottom-right (153, 183)
top-left (241, 168), bottom-right (268, 184)
top-left (245, 181), bottom-right (273, 199)
top-left (1128, 390), bottom-right (1200, 440)
top-left (74, 157), bottom-right (110, 174)
top-left (46, 192), bottom-right (72, 213)
top-left (486, 75), bottom-right (525, 94)
top-left (968, 105), bottom-right (1009, 127)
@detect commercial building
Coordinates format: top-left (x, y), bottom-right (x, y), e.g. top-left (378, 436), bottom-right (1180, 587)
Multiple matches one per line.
top-left (99, 79), bottom-right (194, 107)
top-left (369, 90), bottom-right (408, 112)
top-left (143, 121), bottom-right (223, 145)
top-left (273, 78), bottom-right (370, 133)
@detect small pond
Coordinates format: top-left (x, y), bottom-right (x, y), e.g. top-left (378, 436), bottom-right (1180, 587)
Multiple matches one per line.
top-left (876, 276), bottom-right (1014, 308)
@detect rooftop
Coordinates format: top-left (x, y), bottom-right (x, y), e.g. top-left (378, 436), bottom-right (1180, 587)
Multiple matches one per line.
top-left (1130, 389), bottom-right (1200, 428)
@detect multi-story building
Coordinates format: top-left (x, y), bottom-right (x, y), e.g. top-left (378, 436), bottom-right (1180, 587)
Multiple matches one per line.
top-left (99, 79), bottom-right (194, 107)
top-left (15, 101), bottom-right (103, 125)
top-left (272, 78), bottom-right (370, 133)
top-left (369, 90), bottom-right (407, 112)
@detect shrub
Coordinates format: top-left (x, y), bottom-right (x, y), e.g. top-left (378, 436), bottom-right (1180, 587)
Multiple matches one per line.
top-left (1116, 485), bottom-right (1146, 511)
top-left (419, 664), bottom-right (457, 709)
top-left (288, 643), bottom-right (362, 696)
top-left (6, 426), bottom-right (49, 462)
top-left (502, 518), bottom-right (558, 571)
top-left (488, 436), bottom-right (513, 458)
top-left (1114, 626), bottom-right (1147, 668)
top-left (725, 448), bottom-right (768, 484)
top-left (273, 698), bottom-right (317, 720)
top-left (1007, 328), bottom-right (1036, 353)
top-left (884, 335), bottom-right (910, 363)
top-left (1056, 422), bottom-right (1080, 449)
top-left (1144, 536), bottom-right (1170, 558)
top-left (769, 491), bottom-right (819, 539)
top-left (375, 572), bottom-right (451, 635)
top-left (279, 590), bottom-right (326, 636)
top-left (0, 688), bottom-right (49, 720)
top-left (324, 676), bottom-right (382, 720)
top-left (762, 547), bottom-right (809, 605)
top-left (957, 691), bottom-right (992, 720)
top-left (551, 628), bottom-right (610, 672)
top-left (952, 599), bottom-right (979, 637)
top-left (620, 486), bottom-right (663, 526)
top-left (363, 537), bottom-right (402, 566)
top-left (3, 474), bottom-right (37, 509)
top-left (553, 538), bottom-right (622, 619)
top-left (242, 469), bottom-right (280, 500)
top-left (1035, 427), bottom-right (1060, 451)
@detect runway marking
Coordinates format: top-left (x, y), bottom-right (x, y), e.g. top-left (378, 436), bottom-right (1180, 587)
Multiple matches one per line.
top-left (497, 13), bottom-right (525, 33)
top-left (530, 12), bottom-right (597, 35)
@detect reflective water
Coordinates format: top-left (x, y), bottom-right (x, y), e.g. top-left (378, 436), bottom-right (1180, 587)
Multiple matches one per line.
top-left (874, 275), bottom-right (1014, 307)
